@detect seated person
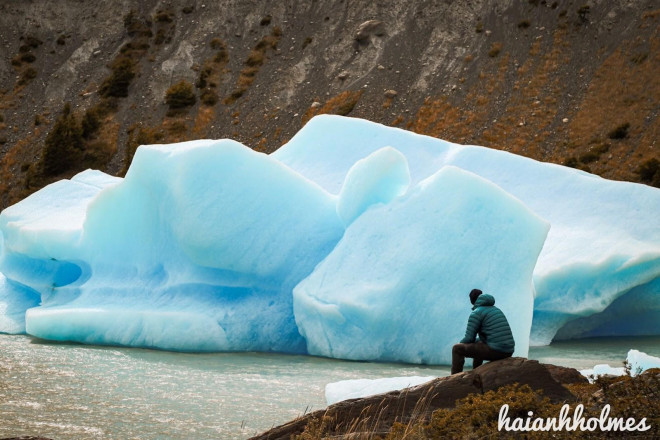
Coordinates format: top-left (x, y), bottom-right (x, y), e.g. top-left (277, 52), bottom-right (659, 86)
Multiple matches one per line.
top-left (451, 288), bottom-right (515, 374)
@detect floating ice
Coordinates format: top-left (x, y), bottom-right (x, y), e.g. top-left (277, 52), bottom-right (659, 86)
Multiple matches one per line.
top-left (0, 115), bottom-right (658, 362)
top-left (325, 376), bottom-right (436, 405)
top-left (580, 349), bottom-right (660, 381)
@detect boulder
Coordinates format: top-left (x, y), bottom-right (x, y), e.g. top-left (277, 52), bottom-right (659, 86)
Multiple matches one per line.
top-left (250, 357), bottom-right (586, 439)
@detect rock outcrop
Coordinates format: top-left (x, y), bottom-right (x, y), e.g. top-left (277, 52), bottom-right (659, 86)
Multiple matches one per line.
top-left (250, 357), bottom-right (587, 439)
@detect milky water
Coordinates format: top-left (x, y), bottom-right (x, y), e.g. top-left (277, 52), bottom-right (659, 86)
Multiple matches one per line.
top-left (1, 334), bottom-right (658, 440)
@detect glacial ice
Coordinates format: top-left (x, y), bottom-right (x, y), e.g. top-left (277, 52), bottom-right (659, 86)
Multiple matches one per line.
top-left (580, 349), bottom-right (660, 380)
top-left (325, 376), bottom-right (436, 405)
top-left (0, 115), bottom-right (658, 363)
top-left (294, 166), bottom-right (548, 364)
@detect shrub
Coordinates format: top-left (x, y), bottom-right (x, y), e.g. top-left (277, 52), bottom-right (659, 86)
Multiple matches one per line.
top-left (246, 49), bottom-right (265, 67)
top-left (578, 5), bottom-right (590, 23)
top-left (18, 67), bottom-right (37, 85)
top-left (260, 15), bottom-right (272, 26)
top-left (200, 88), bottom-right (218, 106)
top-left (209, 38), bottom-right (223, 50)
top-left (99, 57), bottom-right (135, 97)
top-left (124, 11), bottom-right (153, 38)
top-left (196, 66), bottom-right (213, 88)
top-left (182, 6), bottom-right (194, 14)
top-left (20, 53), bottom-right (36, 63)
top-left (475, 21), bottom-right (484, 33)
top-left (154, 10), bottom-right (174, 23)
top-left (57, 34), bottom-right (66, 45)
top-left (518, 19), bottom-right (531, 29)
top-left (608, 122), bottom-right (630, 140)
top-left (42, 103), bottom-right (83, 176)
top-left (25, 36), bottom-right (42, 48)
top-left (638, 158), bottom-right (660, 187)
top-left (81, 108), bottom-right (101, 139)
top-left (165, 80), bottom-right (196, 111)
top-left (302, 37), bottom-right (313, 49)
top-left (488, 42), bottom-right (503, 57)
top-left (578, 151), bottom-right (599, 164)
top-left (631, 52), bottom-right (648, 64)
top-left (563, 156), bottom-right (579, 168)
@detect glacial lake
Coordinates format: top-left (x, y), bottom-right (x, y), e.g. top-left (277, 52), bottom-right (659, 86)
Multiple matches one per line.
top-left (1, 334), bottom-right (658, 439)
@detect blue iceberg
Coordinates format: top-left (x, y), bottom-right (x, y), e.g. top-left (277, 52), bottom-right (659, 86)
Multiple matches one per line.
top-left (0, 115), bottom-right (658, 364)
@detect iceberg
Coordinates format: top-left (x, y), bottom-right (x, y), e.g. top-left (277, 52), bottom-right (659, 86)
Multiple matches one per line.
top-left (325, 376), bottom-right (436, 405)
top-left (0, 115), bottom-right (658, 363)
top-left (294, 165), bottom-right (548, 364)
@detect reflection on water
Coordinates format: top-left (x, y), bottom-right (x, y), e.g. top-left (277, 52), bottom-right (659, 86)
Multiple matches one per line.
top-left (0, 334), bottom-right (658, 439)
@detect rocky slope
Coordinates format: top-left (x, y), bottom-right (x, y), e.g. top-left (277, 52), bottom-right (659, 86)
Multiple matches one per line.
top-left (0, 0), bottom-right (658, 209)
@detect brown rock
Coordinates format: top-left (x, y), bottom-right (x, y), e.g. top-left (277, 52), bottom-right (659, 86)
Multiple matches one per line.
top-left (354, 20), bottom-right (386, 42)
top-left (249, 357), bottom-right (586, 439)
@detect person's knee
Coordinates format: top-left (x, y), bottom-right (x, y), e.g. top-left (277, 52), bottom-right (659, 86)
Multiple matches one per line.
top-left (452, 343), bottom-right (464, 355)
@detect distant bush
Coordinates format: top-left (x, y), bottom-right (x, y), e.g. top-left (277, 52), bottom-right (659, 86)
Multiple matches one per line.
top-left (475, 21), bottom-right (484, 33)
top-left (24, 36), bottom-right (42, 48)
top-left (18, 67), bottom-right (37, 86)
top-left (518, 19), bottom-right (531, 29)
top-left (260, 15), bottom-right (272, 26)
top-left (196, 66), bottom-right (213, 89)
top-left (124, 11), bottom-right (153, 38)
top-left (638, 158), bottom-right (660, 187)
top-left (81, 108), bottom-right (101, 139)
top-left (57, 34), bottom-right (66, 45)
top-left (99, 57), bottom-right (135, 97)
top-left (182, 6), bottom-right (194, 14)
top-left (563, 156), bottom-right (579, 168)
top-left (154, 10), bottom-right (174, 23)
top-left (165, 80), bottom-right (196, 112)
top-left (578, 5), bottom-right (590, 23)
top-left (42, 103), bottom-right (83, 176)
top-left (20, 53), bottom-right (36, 63)
top-left (200, 88), bottom-right (218, 106)
top-left (578, 151), bottom-right (599, 164)
top-left (488, 42), bottom-right (503, 57)
top-left (225, 27), bottom-right (280, 104)
top-left (608, 122), bottom-right (630, 140)
top-left (302, 37), bottom-right (313, 49)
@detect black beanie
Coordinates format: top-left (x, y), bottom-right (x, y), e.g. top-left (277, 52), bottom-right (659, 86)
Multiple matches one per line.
top-left (469, 289), bottom-right (483, 305)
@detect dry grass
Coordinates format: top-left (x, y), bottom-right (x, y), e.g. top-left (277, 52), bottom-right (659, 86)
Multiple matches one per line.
top-left (302, 90), bottom-right (364, 125)
top-left (224, 29), bottom-right (281, 105)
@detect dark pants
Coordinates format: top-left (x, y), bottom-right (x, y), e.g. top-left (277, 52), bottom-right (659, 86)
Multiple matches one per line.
top-left (451, 341), bottom-right (512, 374)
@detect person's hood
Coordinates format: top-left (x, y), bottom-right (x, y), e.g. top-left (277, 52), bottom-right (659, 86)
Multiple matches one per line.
top-left (472, 293), bottom-right (495, 309)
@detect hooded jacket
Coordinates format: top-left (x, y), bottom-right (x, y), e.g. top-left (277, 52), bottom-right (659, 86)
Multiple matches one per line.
top-left (459, 294), bottom-right (515, 353)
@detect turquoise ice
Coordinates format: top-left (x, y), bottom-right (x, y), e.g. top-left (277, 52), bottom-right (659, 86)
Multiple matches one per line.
top-left (0, 115), bottom-right (658, 363)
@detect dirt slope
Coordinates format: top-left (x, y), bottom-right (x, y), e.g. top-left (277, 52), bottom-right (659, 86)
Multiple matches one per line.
top-left (0, 0), bottom-right (658, 209)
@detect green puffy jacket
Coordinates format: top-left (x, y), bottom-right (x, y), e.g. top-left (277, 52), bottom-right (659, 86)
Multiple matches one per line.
top-left (460, 294), bottom-right (515, 353)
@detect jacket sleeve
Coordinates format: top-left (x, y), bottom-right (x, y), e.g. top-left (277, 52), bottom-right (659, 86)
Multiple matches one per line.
top-left (460, 310), bottom-right (481, 343)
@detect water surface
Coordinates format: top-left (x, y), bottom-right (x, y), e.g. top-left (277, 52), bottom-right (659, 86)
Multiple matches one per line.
top-left (0, 334), bottom-right (658, 439)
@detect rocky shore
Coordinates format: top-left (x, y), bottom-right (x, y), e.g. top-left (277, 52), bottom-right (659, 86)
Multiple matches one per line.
top-left (251, 357), bottom-right (659, 439)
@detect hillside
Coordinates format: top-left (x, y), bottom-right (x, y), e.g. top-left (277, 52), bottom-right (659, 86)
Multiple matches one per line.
top-left (0, 0), bottom-right (658, 209)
